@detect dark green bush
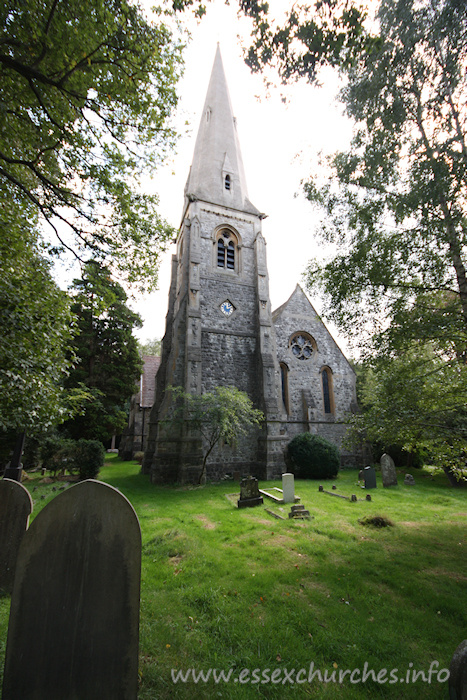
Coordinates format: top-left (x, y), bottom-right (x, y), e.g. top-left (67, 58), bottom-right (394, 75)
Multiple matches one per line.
top-left (40, 436), bottom-right (75, 476)
top-left (72, 439), bottom-right (105, 480)
top-left (40, 437), bottom-right (104, 480)
top-left (285, 433), bottom-right (340, 479)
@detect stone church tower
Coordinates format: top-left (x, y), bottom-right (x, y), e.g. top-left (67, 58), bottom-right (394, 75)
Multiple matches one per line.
top-left (143, 46), bottom-right (285, 483)
top-left (140, 46), bottom-right (359, 484)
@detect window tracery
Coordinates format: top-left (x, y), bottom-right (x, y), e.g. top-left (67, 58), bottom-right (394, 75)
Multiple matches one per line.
top-left (216, 229), bottom-right (238, 271)
top-left (289, 332), bottom-right (316, 360)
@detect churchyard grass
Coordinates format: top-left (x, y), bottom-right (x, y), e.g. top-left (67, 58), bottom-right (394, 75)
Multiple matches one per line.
top-left (1, 457), bottom-right (466, 698)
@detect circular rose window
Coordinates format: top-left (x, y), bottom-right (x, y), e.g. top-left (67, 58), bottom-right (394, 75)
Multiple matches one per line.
top-left (289, 332), bottom-right (315, 360)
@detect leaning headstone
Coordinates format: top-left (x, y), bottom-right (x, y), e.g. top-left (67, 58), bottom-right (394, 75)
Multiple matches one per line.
top-left (380, 453), bottom-right (398, 487)
top-left (363, 466), bottom-right (377, 489)
top-left (282, 473), bottom-right (295, 504)
top-left (449, 639), bottom-right (467, 700)
top-left (404, 474), bottom-right (415, 486)
top-left (358, 469), bottom-right (365, 481)
top-left (2, 480), bottom-right (141, 700)
top-left (237, 476), bottom-right (263, 508)
top-left (0, 479), bottom-right (33, 594)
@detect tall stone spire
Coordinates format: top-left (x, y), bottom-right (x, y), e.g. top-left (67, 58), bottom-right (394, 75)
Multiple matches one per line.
top-left (184, 45), bottom-right (260, 215)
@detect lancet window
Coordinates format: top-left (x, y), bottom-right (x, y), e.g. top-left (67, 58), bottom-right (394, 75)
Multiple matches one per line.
top-left (321, 366), bottom-right (335, 414)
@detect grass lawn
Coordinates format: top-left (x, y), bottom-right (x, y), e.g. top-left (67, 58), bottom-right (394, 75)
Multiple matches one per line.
top-left (1, 456), bottom-right (466, 698)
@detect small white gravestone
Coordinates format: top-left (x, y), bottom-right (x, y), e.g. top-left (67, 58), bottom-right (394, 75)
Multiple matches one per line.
top-left (282, 473), bottom-right (295, 504)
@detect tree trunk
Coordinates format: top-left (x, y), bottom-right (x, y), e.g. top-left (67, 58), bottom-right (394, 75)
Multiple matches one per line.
top-left (443, 466), bottom-right (466, 488)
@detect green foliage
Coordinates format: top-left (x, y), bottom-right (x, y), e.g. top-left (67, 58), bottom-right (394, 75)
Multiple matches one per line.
top-left (297, 0), bottom-right (467, 480)
top-left (165, 386), bottom-right (264, 483)
top-left (40, 435), bottom-right (104, 479)
top-left (348, 347), bottom-right (467, 485)
top-left (0, 202), bottom-right (75, 434)
top-left (303, 0), bottom-right (467, 358)
top-left (40, 435), bottom-right (76, 476)
top-left (0, 0), bottom-right (185, 290)
top-left (62, 262), bottom-right (142, 442)
top-left (239, 0), bottom-right (375, 84)
top-left (285, 432), bottom-right (340, 479)
top-left (138, 337), bottom-right (162, 357)
top-left (73, 439), bottom-right (105, 480)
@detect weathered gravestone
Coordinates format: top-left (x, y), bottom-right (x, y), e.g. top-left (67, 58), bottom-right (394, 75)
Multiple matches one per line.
top-left (380, 453), bottom-right (398, 487)
top-left (0, 479), bottom-right (33, 594)
top-left (2, 480), bottom-right (141, 700)
top-left (282, 473), bottom-right (295, 504)
top-left (288, 504), bottom-right (311, 520)
top-left (237, 476), bottom-right (263, 508)
top-left (2, 432), bottom-right (26, 483)
top-left (363, 466), bottom-right (377, 489)
top-left (449, 639), bottom-right (467, 700)
top-left (404, 474), bottom-right (415, 486)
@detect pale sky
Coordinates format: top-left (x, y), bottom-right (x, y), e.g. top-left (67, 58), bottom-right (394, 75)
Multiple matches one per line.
top-left (134, 0), bottom-right (354, 354)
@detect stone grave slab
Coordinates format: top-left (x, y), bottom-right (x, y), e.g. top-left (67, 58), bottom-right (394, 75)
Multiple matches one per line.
top-left (259, 489), bottom-right (283, 504)
top-left (2, 479), bottom-right (141, 700)
top-left (363, 466), bottom-right (377, 489)
top-left (0, 479), bottom-right (33, 594)
top-left (404, 474), bottom-right (415, 485)
top-left (380, 453), bottom-right (398, 487)
top-left (237, 476), bottom-right (263, 508)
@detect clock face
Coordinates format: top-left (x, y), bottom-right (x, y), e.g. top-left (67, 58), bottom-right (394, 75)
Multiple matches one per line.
top-left (220, 300), bottom-right (234, 317)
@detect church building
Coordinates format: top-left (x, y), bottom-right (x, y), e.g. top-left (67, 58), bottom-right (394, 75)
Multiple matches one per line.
top-left (127, 47), bottom-right (358, 483)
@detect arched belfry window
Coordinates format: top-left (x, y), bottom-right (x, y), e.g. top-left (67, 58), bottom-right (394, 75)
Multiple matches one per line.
top-left (216, 229), bottom-right (238, 271)
top-left (225, 174), bottom-right (231, 190)
top-left (280, 362), bottom-right (290, 414)
top-left (321, 366), bottom-right (335, 415)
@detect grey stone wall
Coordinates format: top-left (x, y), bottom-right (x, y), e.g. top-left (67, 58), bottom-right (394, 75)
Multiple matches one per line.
top-left (273, 285), bottom-right (359, 464)
top-left (145, 200), bottom-right (361, 481)
top-left (148, 200), bottom-right (280, 483)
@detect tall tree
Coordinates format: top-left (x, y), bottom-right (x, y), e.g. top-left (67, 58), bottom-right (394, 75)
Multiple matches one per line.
top-left (239, 0), bottom-right (467, 477)
top-left (303, 0), bottom-right (467, 358)
top-left (138, 337), bottom-right (162, 357)
top-left (0, 199), bottom-right (74, 436)
top-left (296, 0), bottom-right (467, 479)
top-left (63, 262), bottom-right (142, 442)
top-left (0, 0), bottom-right (184, 290)
top-left (238, 0), bottom-right (373, 84)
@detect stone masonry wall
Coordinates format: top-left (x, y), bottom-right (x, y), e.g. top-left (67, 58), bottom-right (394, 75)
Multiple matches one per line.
top-left (273, 286), bottom-right (359, 465)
